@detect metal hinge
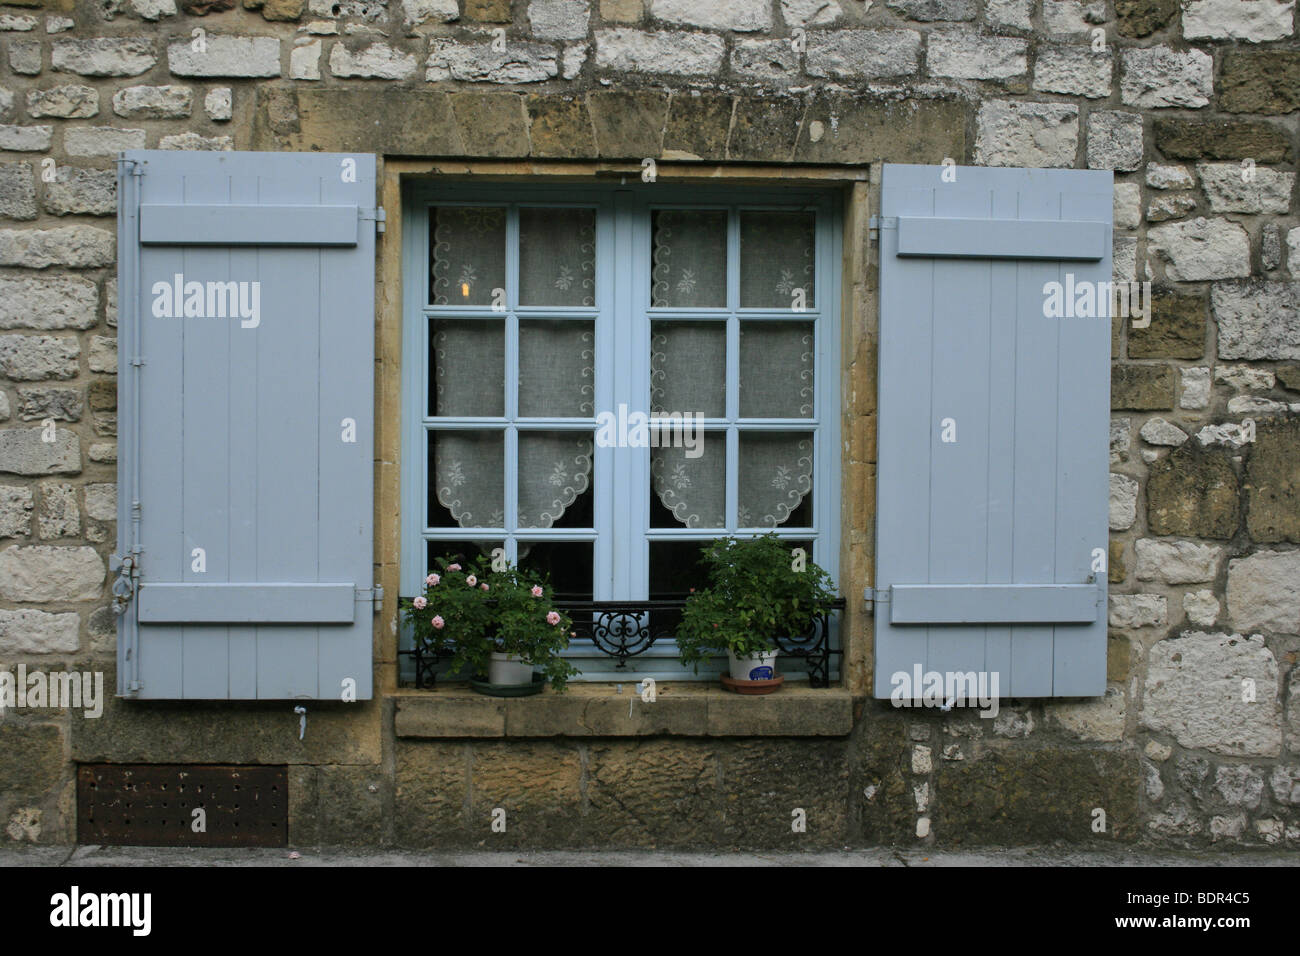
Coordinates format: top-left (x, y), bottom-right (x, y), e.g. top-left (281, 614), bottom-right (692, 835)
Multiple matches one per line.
top-left (110, 553), bottom-right (139, 615)
top-left (863, 586), bottom-right (890, 613)
top-left (115, 157), bottom-right (144, 177)
top-left (868, 216), bottom-right (897, 242)
top-left (360, 207), bottom-right (387, 234)
top-left (356, 585), bottom-right (384, 613)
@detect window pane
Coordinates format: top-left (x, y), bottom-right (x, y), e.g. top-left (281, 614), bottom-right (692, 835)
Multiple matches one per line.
top-left (651, 209), bottom-right (726, 308)
top-left (519, 541), bottom-right (593, 601)
top-left (740, 210), bottom-right (815, 309)
top-left (428, 430), bottom-right (504, 528)
top-left (426, 539), bottom-right (503, 572)
top-left (650, 320), bottom-right (725, 418)
top-left (739, 321), bottom-right (814, 418)
top-left (649, 540), bottom-right (714, 599)
top-left (738, 431), bottom-right (813, 528)
top-left (430, 319), bottom-right (504, 417)
top-left (518, 431), bottom-right (594, 529)
top-left (650, 441), bottom-right (724, 528)
top-left (519, 320), bottom-right (595, 417)
top-left (430, 206), bottom-right (506, 306)
top-left (519, 207), bottom-right (596, 307)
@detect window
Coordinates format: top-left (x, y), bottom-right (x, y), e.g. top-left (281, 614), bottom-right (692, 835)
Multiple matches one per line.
top-left (401, 184), bottom-right (841, 679)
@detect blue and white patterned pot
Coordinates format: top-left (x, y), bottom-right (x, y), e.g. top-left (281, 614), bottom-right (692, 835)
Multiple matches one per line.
top-left (727, 648), bottom-right (779, 682)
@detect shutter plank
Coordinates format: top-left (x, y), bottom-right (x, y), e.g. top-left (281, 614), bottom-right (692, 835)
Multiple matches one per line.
top-left (896, 216), bottom-right (1106, 260)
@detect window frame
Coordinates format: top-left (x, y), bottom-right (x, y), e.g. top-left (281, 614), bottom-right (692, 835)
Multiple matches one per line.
top-left (400, 181), bottom-right (843, 680)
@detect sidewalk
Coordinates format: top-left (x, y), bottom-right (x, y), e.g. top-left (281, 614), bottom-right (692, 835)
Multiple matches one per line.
top-left (3, 845), bottom-right (1296, 867)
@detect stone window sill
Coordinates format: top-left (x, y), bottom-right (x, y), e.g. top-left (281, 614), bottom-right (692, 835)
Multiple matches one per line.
top-left (390, 682), bottom-right (854, 738)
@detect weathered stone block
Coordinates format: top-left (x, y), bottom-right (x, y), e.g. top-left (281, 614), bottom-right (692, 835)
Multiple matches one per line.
top-left (1109, 593), bottom-right (1165, 628)
top-left (730, 38), bottom-right (799, 82)
top-left (43, 168), bottom-right (116, 217)
top-left (806, 29), bottom-right (923, 80)
top-left (1135, 538), bottom-right (1222, 583)
top-left (0, 125), bottom-right (51, 152)
top-left (1115, 0), bottom-right (1176, 36)
top-left (0, 544), bottom-right (103, 601)
top-left (888, 0), bottom-right (976, 19)
top-left (936, 748), bottom-right (1140, 843)
top-left (330, 41), bottom-right (418, 79)
top-left (1146, 443), bottom-right (1239, 538)
top-left (111, 84), bottom-right (193, 118)
top-left (1153, 118), bottom-right (1291, 163)
top-left (1128, 290), bottom-right (1205, 359)
top-left (795, 95), bottom-right (966, 165)
top-left (26, 85), bottom-right (98, 119)
top-left (529, 0), bottom-right (590, 38)
top-left (37, 480), bottom-right (78, 538)
top-left (586, 740), bottom-right (719, 846)
top-left (0, 336), bottom-right (79, 382)
top-left (52, 37), bottom-right (156, 76)
top-left (1109, 472), bottom-right (1138, 530)
top-left (593, 28), bottom-right (724, 75)
top-left (719, 740), bottom-right (849, 847)
top-left (1219, 51), bottom-right (1300, 114)
top-left (729, 96), bottom-right (803, 163)
top-left (393, 742), bottom-right (469, 846)
top-left (1182, 0), bottom-right (1293, 41)
top-left (1198, 163), bottom-right (1294, 214)
top-left (1121, 46), bottom-right (1212, 108)
top-left (929, 33), bottom-right (1027, 80)
top-left (0, 484), bottom-right (32, 537)
top-left (167, 36), bottom-right (281, 78)
top-left (1214, 281), bottom-right (1300, 360)
top-left (1142, 632), bottom-right (1282, 756)
top-left (446, 92), bottom-right (528, 157)
top-left (64, 126), bottom-right (145, 157)
top-left (526, 94), bottom-right (594, 158)
top-left (662, 91), bottom-right (731, 160)
top-left (0, 162), bottom-right (36, 221)
top-left (975, 99), bottom-right (1078, 167)
top-left (429, 38), bottom-right (559, 82)
top-left (1033, 45), bottom-right (1111, 98)
top-left (0, 427), bottom-right (79, 475)
top-left (587, 90), bottom-right (666, 159)
top-left (1227, 549), bottom-right (1300, 634)
top-left (1087, 110), bottom-right (1143, 171)
top-left (468, 742), bottom-right (583, 844)
top-left (0, 724), bottom-right (66, 803)
top-left (649, 0), bottom-right (771, 30)
top-left (1147, 218), bottom-right (1250, 282)
top-left (1112, 363), bottom-right (1174, 410)
top-left (1243, 420), bottom-right (1300, 544)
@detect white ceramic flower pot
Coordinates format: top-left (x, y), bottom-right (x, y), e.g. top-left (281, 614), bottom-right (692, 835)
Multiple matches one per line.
top-left (727, 648), bottom-right (779, 681)
top-left (488, 652), bottom-right (534, 685)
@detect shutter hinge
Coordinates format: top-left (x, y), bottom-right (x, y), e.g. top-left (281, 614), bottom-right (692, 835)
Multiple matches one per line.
top-left (360, 206), bottom-right (387, 234)
top-left (863, 586), bottom-right (890, 614)
top-left (115, 157), bottom-right (144, 177)
top-left (868, 216), bottom-right (897, 242)
top-left (356, 585), bottom-right (384, 614)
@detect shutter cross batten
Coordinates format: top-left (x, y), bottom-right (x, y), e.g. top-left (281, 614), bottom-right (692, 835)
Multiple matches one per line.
top-left (115, 150), bottom-right (378, 701)
top-left (873, 164), bottom-right (1113, 700)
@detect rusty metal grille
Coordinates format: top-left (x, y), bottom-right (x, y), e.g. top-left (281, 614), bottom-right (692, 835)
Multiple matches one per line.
top-left (77, 764), bottom-right (288, 847)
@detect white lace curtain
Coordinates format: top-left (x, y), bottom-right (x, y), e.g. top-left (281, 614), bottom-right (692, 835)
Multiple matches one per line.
top-left (648, 209), bottom-right (817, 529)
top-left (428, 204), bottom-right (817, 534)
top-left (431, 206), bottom-right (596, 531)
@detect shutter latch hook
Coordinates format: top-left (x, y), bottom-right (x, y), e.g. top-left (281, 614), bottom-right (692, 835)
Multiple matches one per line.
top-left (110, 554), bottom-right (137, 615)
top-left (294, 705), bottom-right (307, 741)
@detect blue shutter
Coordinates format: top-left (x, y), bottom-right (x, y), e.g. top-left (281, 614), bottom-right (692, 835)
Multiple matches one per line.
top-left (873, 164), bottom-right (1112, 699)
top-left (115, 150), bottom-right (378, 700)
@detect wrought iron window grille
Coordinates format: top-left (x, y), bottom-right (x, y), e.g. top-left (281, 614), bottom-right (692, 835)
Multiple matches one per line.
top-left (399, 596), bottom-right (846, 689)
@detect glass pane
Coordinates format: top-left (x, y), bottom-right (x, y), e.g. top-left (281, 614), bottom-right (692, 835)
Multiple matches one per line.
top-left (738, 431), bottom-right (813, 528)
top-left (649, 540), bottom-right (715, 599)
top-left (518, 431), bottom-right (594, 529)
top-left (430, 319), bottom-right (504, 417)
top-left (518, 541), bottom-right (593, 601)
top-left (519, 320), bottom-right (595, 417)
top-left (426, 539), bottom-right (503, 573)
top-left (740, 210), bottom-right (815, 309)
top-left (650, 441), bottom-right (724, 528)
top-left (651, 209), bottom-right (726, 308)
top-left (428, 430), bottom-right (504, 528)
top-left (430, 206), bottom-right (506, 306)
top-left (650, 320), bottom-right (725, 417)
top-left (739, 322), bottom-right (815, 418)
top-left (519, 207), bottom-right (596, 307)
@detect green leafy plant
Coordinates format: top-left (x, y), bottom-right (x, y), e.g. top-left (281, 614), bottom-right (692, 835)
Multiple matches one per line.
top-left (400, 555), bottom-right (579, 691)
top-left (675, 533), bottom-right (838, 672)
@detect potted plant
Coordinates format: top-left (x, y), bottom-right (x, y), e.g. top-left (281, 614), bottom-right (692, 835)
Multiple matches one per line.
top-left (675, 534), bottom-right (838, 693)
top-left (401, 556), bottom-right (579, 695)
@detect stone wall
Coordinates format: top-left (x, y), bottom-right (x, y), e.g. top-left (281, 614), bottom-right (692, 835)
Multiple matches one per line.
top-left (0, 0), bottom-right (1297, 850)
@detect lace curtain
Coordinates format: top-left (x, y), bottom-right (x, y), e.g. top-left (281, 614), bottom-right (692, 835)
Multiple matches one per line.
top-left (430, 206), bottom-right (596, 532)
top-left (649, 209), bottom-right (816, 529)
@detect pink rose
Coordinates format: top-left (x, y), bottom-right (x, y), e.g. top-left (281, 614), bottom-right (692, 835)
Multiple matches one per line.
top-left (466, 574), bottom-right (478, 587)
top-left (546, 611), bottom-right (561, 626)
top-left (426, 573), bottom-right (440, 586)
top-left (531, 585), bottom-right (543, 598)
top-left (448, 563), bottom-right (461, 572)
top-left (480, 583), bottom-right (489, 591)
top-left (431, 615), bottom-right (445, 629)
top-left (412, 596), bottom-right (427, 610)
